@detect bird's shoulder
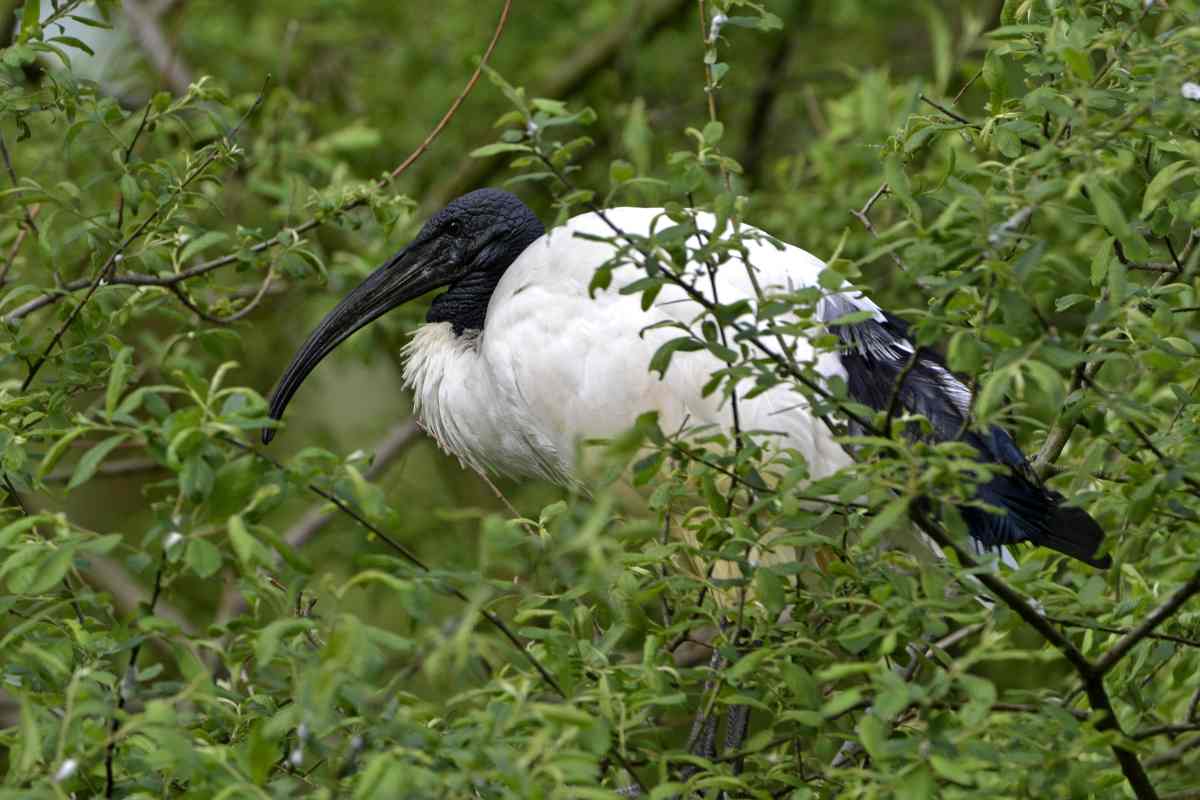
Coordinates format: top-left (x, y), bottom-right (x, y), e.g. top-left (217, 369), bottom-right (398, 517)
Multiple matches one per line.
top-left (497, 206), bottom-right (828, 305)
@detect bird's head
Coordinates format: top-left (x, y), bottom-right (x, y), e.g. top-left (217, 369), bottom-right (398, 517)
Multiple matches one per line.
top-left (262, 188), bottom-right (543, 443)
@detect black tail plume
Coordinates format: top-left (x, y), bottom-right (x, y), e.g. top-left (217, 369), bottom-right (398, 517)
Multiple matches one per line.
top-left (826, 303), bottom-right (1110, 569)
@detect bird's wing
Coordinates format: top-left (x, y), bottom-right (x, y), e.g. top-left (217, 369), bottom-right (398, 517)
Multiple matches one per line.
top-left (483, 207), bottom-right (852, 480)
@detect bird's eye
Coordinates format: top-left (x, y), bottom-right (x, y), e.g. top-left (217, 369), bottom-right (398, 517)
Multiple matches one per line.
top-left (445, 220), bottom-right (463, 236)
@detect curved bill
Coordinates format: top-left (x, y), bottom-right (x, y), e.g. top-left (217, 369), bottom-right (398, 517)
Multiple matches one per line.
top-left (262, 245), bottom-right (443, 443)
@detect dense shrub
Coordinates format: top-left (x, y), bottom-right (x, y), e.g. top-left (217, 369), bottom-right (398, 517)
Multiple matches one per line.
top-left (0, 1), bottom-right (1197, 797)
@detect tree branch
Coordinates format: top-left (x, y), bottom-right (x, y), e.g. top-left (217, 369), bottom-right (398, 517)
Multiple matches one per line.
top-left (4, 0), bottom-right (513, 326)
top-left (1093, 569), bottom-right (1200, 677)
top-left (909, 507), bottom-right (1160, 800)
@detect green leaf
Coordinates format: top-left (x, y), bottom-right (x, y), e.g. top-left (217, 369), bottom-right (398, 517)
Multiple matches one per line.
top-left (228, 514), bottom-right (267, 570)
top-left (179, 230), bottom-right (229, 264)
top-left (16, 698), bottom-right (41, 775)
top-left (26, 545), bottom-right (75, 595)
top-left (1062, 47), bottom-right (1093, 82)
top-left (648, 336), bottom-right (705, 377)
top-left (470, 142), bottom-right (532, 158)
top-left (255, 618), bottom-right (316, 665)
top-left (19, 0), bottom-right (40, 38)
top-left (1088, 178), bottom-right (1149, 261)
top-left (185, 538), bottom-right (222, 578)
top-left (701, 120), bottom-right (724, 146)
top-left (1142, 161), bottom-right (1199, 218)
top-left (105, 346), bottom-right (133, 419)
top-left (68, 435), bottom-right (130, 490)
top-left (862, 497), bottom-right (910, 545)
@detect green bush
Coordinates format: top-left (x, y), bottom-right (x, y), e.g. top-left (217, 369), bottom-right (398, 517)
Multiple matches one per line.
top-left (0, 1), bottom-right (1197, 797)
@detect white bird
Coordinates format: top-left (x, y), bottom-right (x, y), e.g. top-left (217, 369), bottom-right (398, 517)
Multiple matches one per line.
top-left (264, 188), bottom-right (1109, 569)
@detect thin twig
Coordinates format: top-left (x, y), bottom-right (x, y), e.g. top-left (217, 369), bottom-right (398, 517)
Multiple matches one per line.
top-left (104, 555), bottom-right (166, 798)
top-left (124, 0), bottom-right (195, 96)
top-left (1092, 571), bottom-right (1200, 677)
top-left (1046, 616), bottom-right (1200, 650)
top-left (851, 182), bottom-right (908, 272)
top-left (215, 419), bottom-right (420, 624)
top-left (20, 78), bottom-right (270, 392)
top-left (0, 129), bottom-right (39, 235)
top-left (910, 507), bottom-right (1159, 800)
top-left (5, 0), bottom-right (512, 327)
top-left (0, 203), bottom-right (39, 287)
top-left (384, 0), bottom-right (510, 182)
top-left (219, 433), bottom-right (649, 794)
top-left (218, 435), bottom-right (564, 695)
top-left (1090, 3), bottom-right (1154, 88)
top-left (1130, 723), bottom-right (1200, 741)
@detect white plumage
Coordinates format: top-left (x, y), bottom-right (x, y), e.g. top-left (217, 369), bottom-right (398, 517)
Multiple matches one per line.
top-left (403, 207), bottom-right (856, 485)
top-left (265, 188), bottom-right (1110, 569)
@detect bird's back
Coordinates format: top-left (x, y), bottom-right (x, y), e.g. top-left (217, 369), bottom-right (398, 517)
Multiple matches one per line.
top-left (478, 207), bottom-right (853, 482)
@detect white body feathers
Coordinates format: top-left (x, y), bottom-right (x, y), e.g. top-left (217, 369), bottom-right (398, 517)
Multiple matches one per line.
top-left (403, 207), bottom-right (864, 484)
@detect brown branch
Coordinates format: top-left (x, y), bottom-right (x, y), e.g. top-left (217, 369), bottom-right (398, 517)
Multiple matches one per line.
top-left (1146, 736), bottom-right (1200, 769)
top-left (910, 507), bottom-right (1159, 800)
top-left (80, 554), bottom-right (197, 641)
top-left (45, 457), bottom-right (164, 484)
top-left (0, 129), bottom-right (38, 235)
top-left (218, 434), bottom-right (568, 698)
top-left (4, 0), bottom-right (512, 326)
top-left (169, 264), bottom-right (275, 324)
top-left (1090, 3), bottom-right (1154, 89)
top-left (1130, 723), bottom-right (1200, 741)
top-left (0, 202), bottom-right (39, 287)
top-left (105, 555), bottom-right (166, 798)
top-left (425, 0), bottom-right (691, 210)
top-left (1093, 570), bottom-right (1200, 677)
top-left (223, 431), bottom-right (657, 796)
top-left (1045, 616), bottom-right (1200, 650)
top-left (851, 182), bottom-right (908, 273)
top-left (740, 6), bottom-right (802, 185)
top-left (1033, 359), bottom-right (1101, 479)
top-left (382, 0), bottom-right (510, 183)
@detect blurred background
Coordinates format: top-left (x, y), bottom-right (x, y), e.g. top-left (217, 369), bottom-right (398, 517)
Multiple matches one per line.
top-left (5, 0), bottom-right (1007, 660)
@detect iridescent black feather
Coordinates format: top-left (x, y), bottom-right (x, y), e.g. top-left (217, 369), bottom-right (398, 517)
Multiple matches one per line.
top-left (826, 303), bottom-right (1109, 569)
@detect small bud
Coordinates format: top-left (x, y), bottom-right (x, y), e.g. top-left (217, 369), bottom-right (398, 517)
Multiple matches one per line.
top-left (708, 13), bottom-right (727, 42)
top-left (1181, 82), bottom-right (1200, 102)
top-left (164, 532), bottom-right (184, 551)
top-left (289, 747), bottom-right (304, 767)
top-left (53, 758), bottom-right (78, 783)
top-left (525, 120), bottom-right (539, 139)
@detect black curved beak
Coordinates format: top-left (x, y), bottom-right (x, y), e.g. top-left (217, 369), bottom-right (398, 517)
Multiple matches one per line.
top-left (263, 244), bottom-right (444, 443)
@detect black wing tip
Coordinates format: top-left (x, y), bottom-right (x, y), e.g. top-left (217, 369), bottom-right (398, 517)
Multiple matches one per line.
top-left (1045, 503), bottom-right (1111, 569)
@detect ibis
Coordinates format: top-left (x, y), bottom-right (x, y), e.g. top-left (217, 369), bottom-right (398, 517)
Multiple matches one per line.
top-left (264, 188), bottom-right (1109, 569)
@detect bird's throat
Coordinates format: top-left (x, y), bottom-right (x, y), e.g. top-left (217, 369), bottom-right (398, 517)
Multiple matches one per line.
top-left (426, 270), bottom-right (505, 336)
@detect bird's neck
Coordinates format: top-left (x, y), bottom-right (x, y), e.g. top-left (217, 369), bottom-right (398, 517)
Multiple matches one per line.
top-left (426, 269), bottom-right (504, 335)
top-left (426, 218), bottom-right (546, 336)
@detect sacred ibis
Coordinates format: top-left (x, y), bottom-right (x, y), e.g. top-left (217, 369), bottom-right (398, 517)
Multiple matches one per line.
top-left (263, 188), bottom-right (1110, 569)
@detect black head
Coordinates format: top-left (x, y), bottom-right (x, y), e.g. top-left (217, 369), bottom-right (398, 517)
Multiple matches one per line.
top-left (262, 188), bottom-right (543, 443)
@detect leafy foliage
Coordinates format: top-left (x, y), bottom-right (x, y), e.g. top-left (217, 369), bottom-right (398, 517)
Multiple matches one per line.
top-left (0, 0), bottom-right (1198, 798)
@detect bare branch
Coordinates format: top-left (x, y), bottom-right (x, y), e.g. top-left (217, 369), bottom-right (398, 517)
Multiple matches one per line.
top-left (0, 203), bottom-right (38, 287)
top-left (0, 129), bottom-right (39, 235)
